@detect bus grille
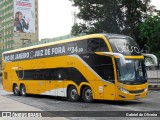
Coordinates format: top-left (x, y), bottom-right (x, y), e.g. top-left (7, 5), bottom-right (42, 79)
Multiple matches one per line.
top-left (129, 89), bottom-right (145, 94)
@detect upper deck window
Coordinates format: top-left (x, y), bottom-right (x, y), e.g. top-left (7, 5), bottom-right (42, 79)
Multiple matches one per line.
top-left (87, 38), bottom-right (109, 52)
top-left (3, 37), bottom-right (110, 62)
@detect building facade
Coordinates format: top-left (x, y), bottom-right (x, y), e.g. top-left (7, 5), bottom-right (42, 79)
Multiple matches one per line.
top-left (0, 0), bottom-right (39, 52)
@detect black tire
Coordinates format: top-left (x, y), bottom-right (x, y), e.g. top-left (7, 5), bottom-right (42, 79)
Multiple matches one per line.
top-left (13, 84), bottom-right (20, 96)
top-left (82, 86), bottom-right (94, 103)
top-left (68, 86), bottom-right (80, 102)
top-left (20, 84), bottom-right (26, 96)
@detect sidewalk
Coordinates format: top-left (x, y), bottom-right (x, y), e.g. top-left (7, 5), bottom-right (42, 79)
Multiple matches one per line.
top-left (0, 83), bottom-right (43, 114)
top-left (0, 95), bottom-right (42, 111)
top-left (0, 82), bottom-right (68, 120)
top-left (0, 95), bottom-right (69, 120)
top-left (0, 79), bottom-right (41, 111)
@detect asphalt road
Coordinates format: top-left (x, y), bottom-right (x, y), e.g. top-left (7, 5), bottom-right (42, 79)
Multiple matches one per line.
top-left (0, 80), bottom-right (160, 120)
top-left (1, 90), bottom-right (160, 111)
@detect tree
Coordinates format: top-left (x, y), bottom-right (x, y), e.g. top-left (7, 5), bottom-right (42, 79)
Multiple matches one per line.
top-left (70, 0), bottom-right (154, 49)
top-left (71, 23), bottom-right (87, 36)
top-left (139, 14), bottom-right (160, 58)
top-left (70, 0), bottom-right (123, 34)
top-left (120, 0), bottom-right (152, 49)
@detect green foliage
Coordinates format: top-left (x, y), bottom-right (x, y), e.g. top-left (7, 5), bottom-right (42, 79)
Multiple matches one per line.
top-left (71, 23), bottom-right (87, 36)
top-left (120, 0), bottom-right (151, 48)
top-left (70, 0), bottom-right (152, 44)
top-left (139, 15), bottom-right (160, 58)
top-left (70, 0), bottom-right (123, 34)
top-left (70, 0), bottom-right (160, 59)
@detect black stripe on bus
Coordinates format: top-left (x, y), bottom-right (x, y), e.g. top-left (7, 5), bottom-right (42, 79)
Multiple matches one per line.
top-left (79, 53), bottom-right (115, 83)
top-left (16, 67), bottom-right (88, 86)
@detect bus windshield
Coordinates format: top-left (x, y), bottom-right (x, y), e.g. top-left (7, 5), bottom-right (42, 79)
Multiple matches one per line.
top-left (108, 37), bottom-right (141, 55)
top-left (116, 59), bottom-right (147, 85)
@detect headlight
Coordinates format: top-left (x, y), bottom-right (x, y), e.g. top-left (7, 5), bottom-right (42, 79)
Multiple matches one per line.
top-left (144, 87), bottom-right (148, 92)
top-left (119, 87), bottom-right (129, 94)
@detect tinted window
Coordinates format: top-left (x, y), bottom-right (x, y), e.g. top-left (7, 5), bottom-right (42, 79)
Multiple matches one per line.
top-left (108, 38), bottom-right (141, 55)
top-left (87, 38), bottom-right (109, 52)
top-left (79, 53), bottom-right (115, 83)
top-left (16, 68), bottom-right (87, 83)
top-left (4, 38), bottom-right (109, 62)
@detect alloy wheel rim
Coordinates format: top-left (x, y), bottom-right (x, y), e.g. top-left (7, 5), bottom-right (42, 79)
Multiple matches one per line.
top-left (22, 87), bottom-right (26, 95)
top-left (14, 86), bottom-right (19, 94)
top-left (71, 89), bottom-right (77, 100)
top-left (85, 89), bottom-right (92, 100)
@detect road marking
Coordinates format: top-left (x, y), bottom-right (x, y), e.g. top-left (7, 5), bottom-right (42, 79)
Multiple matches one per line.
top-left (111, 105), bottom-right (141, 111)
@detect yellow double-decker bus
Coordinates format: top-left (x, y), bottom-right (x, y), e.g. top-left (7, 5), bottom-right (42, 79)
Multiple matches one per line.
top-left (2, 33), bottom-right (158, 102)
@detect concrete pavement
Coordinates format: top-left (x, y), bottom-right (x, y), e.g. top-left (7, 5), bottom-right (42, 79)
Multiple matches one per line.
top-left (0, 80), bottom-right (68, 120)
top-left (0, 78), bottom-right (40, 111)
top-left (0, 94), bottom-right (68, 120)
top-left (0, 97), bottom-right (68, 120)
top-left (0, 95), bottom-right (42, 111)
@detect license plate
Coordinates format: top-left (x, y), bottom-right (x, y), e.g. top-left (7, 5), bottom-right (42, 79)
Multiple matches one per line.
top-left (135, 95), bottom-right (141, 99)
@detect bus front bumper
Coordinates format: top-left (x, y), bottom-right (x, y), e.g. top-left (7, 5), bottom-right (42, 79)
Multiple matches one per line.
top-left (115, 87), bottom-right (148, 100)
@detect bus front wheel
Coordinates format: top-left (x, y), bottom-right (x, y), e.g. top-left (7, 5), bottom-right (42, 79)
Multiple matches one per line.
top-left (68, 86), bottom-right (80, 102)
top-left (13, 84), bottom-right (20, 96)
top-left (82, 86), bottom-right (94, 103)
top-left (20, 84), bottom-right (26, 96)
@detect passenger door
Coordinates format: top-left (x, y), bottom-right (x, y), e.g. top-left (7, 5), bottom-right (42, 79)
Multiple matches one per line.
top-left (45, 69), bottom-right (66, 97)
top-left (55, 80), bottom-right (65, 97)
top-left (103, 63), bottom-right (116, 100)
top-left (54, 70), bottom-right (66, 97)
top-left (45, 80), bottom-right (56, 96)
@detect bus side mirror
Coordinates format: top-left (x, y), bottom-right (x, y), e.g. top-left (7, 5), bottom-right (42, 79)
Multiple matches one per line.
top-left (99, 52), bottom-right (126, 67)
top-left (158, 59), bottom-right (160, 69)
top-left (143, 54), bottom-right (158, 66)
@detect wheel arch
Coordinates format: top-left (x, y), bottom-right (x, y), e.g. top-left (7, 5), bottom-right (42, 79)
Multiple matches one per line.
top-left (66, 83), bottom-right (79, 98)
top-left (66, 82), bottom-right (94, 99)
top-left (79, 83), bottom-right (95, 99)
top-left (20, 83), bottom-right (25, 88)
top-left (19, 83), bottom-right (26, 93)
top-left (12, 83), bottom-right (18, 92)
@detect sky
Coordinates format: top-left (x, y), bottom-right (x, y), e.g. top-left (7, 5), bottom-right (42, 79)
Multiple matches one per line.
top-left (39, 0), bottom-right (74, 39)
top-left (39, 0), bottom-right (160, 40)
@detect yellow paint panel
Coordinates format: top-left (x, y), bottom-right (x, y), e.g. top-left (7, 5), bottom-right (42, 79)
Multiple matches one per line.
top-left (2, 34), bottom-right (148, 101)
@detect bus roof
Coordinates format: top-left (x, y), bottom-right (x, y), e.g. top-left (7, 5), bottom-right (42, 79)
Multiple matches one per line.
top-left (104, 33), bottom-right (131, 39)
top-left (3, 33), bottom-right (130, 54)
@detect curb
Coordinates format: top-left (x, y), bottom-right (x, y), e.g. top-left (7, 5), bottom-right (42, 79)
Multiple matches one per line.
top-left (148, 85), bottom-right (160, 90)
